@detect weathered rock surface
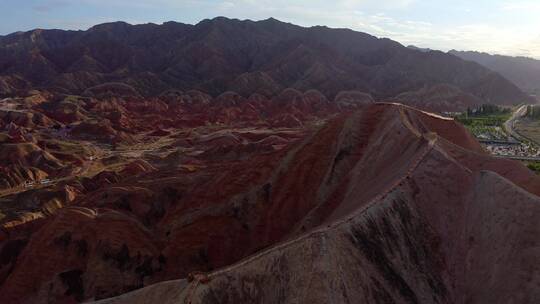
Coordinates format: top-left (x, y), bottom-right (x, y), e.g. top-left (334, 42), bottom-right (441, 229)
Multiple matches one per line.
top-left (1, 102), bottom-right (539, 303)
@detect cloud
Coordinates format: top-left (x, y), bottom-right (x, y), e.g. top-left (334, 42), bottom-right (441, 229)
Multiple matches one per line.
top-left (500, 1), bottom-right (540, 11)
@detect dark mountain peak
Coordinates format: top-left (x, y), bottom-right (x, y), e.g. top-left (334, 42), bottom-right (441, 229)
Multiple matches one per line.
top-left (258, 17), bottom-right (292, 26)
top-left (449, 49), bottom-right (490, 56)
top-left (408, 45), bottom-right (433, 52)
top-left (253, 17), bottom-right (300, 34)
top-left (263, 17), bottom-right (279, 22)
top-left (88, 21), bottom-right (132, 32)
top-left (199, 16), bottom-right (241, 25)
top-left (159, 21), bottom-right (193, 33)
top-left (162, 20), bottom-right (186, 27)
top-left (162, 21), bottom-right (179, 25)
top-left (211, 16), bottom-right (235, 22)
top-left (311, 25), bottom-right (330, 29)
top-left (195, 16), bottom-right (247, 33)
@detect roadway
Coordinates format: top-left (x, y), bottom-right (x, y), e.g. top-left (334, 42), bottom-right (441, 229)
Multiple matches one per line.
top-left (495, 104), bottom-right (540, 161)
top-left (504, 104), bottom-right (537, 144)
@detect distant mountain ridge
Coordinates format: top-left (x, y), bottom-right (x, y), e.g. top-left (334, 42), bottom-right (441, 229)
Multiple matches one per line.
top-left (407, 45), bottom-right (433, 53)
top-left (0, 17), bottom-right (531, 106)
top-left (450, 50), bottom-right (540, 96)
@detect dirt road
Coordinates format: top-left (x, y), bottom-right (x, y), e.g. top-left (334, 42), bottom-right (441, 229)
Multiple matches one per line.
top-left (504, 105), bottom-right (529, 142)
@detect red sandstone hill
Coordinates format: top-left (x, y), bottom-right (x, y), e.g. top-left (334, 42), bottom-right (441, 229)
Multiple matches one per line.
top-left (0, 102), bottom-right (539, 303)
top-left (0, 17), bottom-right (532, 106)
top-left (0, 88), bottom-right (361, 196)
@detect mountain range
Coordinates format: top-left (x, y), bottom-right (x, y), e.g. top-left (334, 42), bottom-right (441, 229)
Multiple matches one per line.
top-left (450, 50), bottom-right (540, 97)
top-left (0, 17), bottom-right (531, 107)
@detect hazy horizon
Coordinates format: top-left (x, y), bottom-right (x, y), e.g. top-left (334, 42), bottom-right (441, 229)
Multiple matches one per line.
top-left (1, 1), bottom-right (539, 59)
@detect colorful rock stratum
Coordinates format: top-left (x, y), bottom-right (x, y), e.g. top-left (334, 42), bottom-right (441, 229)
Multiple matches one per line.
top-left (0, 86), bottom-right (538, 304)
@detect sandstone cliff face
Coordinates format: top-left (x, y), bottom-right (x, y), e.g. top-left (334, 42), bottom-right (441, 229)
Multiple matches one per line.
top-left (1, 101), bottom-right (539, 303)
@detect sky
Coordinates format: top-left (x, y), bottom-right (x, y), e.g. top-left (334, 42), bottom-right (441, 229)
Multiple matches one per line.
top-left (1, 0), bottom-right (539, 59)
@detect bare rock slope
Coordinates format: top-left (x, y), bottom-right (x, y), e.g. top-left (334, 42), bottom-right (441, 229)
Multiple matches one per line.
top-left (92, 105), bottom-right (540, 304)
top-left (1, 101), bottom-right (537, 303)
top-left (92, 104), bottom-right (540, 304)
